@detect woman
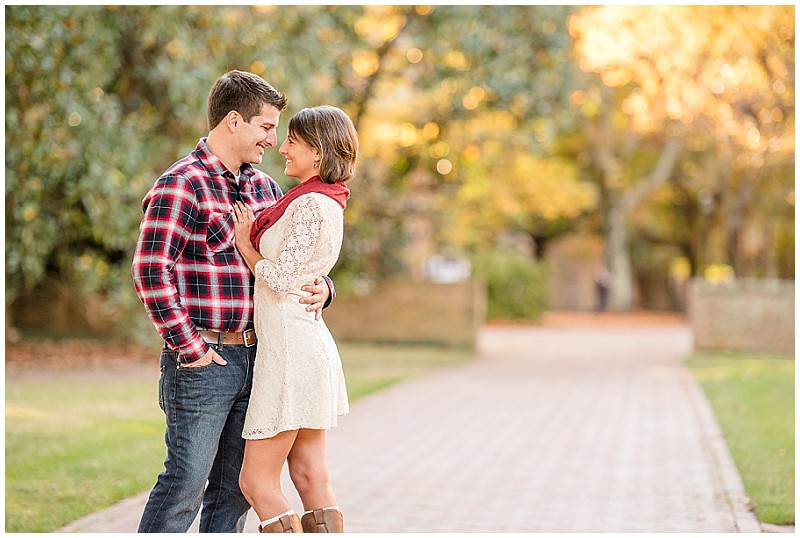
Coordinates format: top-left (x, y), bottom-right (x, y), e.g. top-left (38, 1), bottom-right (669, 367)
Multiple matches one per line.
top-left (232, 105), bottom-right (357, 533)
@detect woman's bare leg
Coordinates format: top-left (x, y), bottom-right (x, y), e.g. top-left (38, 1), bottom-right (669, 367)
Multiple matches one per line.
top-left (287, 428), bottom-right (337, 510)
top-left (239, 430), bottom-right (299, 521)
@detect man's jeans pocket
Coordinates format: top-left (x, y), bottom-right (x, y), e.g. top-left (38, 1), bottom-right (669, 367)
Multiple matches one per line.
top-left (158, 348), bottom-right (179, 412)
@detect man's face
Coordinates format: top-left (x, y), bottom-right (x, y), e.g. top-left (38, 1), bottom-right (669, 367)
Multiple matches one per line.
top-left (234, 103), bottom-right (281, 166)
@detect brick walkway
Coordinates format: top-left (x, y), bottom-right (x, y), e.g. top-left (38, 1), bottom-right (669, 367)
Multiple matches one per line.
top-left (58, 321), bottom-right (761, 533)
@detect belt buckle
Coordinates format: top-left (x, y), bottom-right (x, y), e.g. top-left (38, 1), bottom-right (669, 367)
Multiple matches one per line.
top-left (242, 329), bottom-right (257, 347)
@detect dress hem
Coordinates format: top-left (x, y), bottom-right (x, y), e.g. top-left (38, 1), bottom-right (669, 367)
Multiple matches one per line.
top-left (242, 414), bottom-right (349, 440)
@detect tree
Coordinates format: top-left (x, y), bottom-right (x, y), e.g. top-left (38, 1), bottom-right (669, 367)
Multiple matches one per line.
top-left (6, 5), bottom-right (586, 328)
top-left (332, 6), bottom-right (593, 275)
top-left (9, 5), bottom-right (789, 331)
top-left (568, 5), bottom-right (794, 308)
top-left (5, 7), bottom-right (246, 335)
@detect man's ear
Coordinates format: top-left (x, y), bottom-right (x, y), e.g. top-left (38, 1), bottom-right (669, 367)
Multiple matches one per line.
top-left (225, 110), bottom-right (240, 132)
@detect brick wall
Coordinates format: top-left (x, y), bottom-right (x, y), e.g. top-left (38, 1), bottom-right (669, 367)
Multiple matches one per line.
top-left (686, 278), bottom-right (794, 353)
top-left (323, 280), bottom-right (486, 348)
top-left (10, 277), bottom-right (487, 348)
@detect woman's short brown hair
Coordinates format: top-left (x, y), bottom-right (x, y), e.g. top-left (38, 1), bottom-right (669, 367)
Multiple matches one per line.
top-left (287, 105), bottom-right (359, 184)
top-left (207, 70), bottom-right (287, 130)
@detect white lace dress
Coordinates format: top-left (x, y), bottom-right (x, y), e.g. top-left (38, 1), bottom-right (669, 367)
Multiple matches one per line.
top-left (242, 193), bottom-right (349, 440)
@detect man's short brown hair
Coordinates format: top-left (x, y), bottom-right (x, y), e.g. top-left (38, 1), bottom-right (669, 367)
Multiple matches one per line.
top-left (207, 70), bottom-right (287, 130)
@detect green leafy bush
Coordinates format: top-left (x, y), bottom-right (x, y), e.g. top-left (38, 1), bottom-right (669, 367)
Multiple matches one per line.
top-left (471, 248), bottom-right (549, 320)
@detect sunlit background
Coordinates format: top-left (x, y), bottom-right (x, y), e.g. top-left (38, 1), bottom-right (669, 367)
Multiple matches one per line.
top-left (4, 7), bottom-right (795, 533)
top-left (5, 5), bottom-right (794, 338)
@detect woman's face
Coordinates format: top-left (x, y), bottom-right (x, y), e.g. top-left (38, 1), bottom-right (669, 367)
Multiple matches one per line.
top-left (278, 132), bottom-right (319, 182)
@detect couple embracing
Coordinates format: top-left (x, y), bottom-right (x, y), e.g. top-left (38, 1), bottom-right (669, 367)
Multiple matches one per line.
top-left (132, 70), bottom-right (358, 533)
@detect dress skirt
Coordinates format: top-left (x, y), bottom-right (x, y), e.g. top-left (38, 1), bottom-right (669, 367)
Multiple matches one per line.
top-left (243, 288), bottom-right (349, 439)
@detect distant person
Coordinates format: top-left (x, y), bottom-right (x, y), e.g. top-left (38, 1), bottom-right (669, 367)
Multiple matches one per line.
top-left (594, 264), bottom-right (611, 312)
top-left (232, 105), bottom-right (357, 533)
top-left (131, 70), bottom-right (334, 533)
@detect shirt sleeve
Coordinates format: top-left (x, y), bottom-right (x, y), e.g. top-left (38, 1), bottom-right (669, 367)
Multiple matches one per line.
top-left (131, 174), bottom-right (208, 361)
top-left (254, 195), bottom-right (322, 297)
top-left (322, 275), bottom-right (335, 309)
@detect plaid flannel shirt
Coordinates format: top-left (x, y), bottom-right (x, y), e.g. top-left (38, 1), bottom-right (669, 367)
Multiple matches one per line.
top-left (132, 138), bottom-right (283, 361)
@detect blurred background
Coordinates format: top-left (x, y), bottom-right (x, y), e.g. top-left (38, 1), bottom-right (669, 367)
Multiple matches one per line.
top-left (4, 6), bottom-right (795, 533)
top-left (5, 5), bottom-right (795, 342)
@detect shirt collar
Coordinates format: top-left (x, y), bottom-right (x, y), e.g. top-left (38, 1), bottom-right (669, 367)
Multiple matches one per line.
top-left (195, 137), bottom-right (256, 186)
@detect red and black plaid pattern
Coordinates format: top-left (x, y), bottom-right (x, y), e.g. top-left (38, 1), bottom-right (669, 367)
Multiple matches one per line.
top-left (132, 138), bottom-right (283, 361)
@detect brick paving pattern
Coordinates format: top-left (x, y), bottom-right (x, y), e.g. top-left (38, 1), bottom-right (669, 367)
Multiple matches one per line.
top-left (59, 322), bottom-right (761, 533)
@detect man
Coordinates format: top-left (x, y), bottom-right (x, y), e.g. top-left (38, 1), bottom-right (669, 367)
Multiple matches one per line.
top-left (132, 70), bottom-right (333, 533)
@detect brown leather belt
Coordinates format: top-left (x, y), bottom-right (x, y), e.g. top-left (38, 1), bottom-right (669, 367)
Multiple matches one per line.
top-left (199, 329), bottom-right (257, 348)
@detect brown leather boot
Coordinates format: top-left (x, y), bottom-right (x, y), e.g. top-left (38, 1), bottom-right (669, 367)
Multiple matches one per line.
top-left (259, 512), bottom-right (302, 533)
top-left (300, 508), bottom-right (344, 533)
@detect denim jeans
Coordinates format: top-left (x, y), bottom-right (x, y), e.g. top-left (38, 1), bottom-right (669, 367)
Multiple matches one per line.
top-left (138, 343), bottom-right (256, 533)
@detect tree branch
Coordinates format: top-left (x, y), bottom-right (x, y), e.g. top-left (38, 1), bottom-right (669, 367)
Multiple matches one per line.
top-left (351, 9), bottom-right (416, 130)
top-left (623, 137), bottom-right (683, 211)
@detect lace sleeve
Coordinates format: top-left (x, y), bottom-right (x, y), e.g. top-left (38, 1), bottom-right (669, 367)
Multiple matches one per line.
top-left (254, 195), bottom-right (322, 296)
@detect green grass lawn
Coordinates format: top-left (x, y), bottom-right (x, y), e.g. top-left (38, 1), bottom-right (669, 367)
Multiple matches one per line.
top-left (5, 341), bottom-right (474, 533)
top-left (687, 351), bottom-right (794, 526)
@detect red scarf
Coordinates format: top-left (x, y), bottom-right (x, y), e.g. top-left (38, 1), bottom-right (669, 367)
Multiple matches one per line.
top-left (250, 176), bottom-right (349, 248)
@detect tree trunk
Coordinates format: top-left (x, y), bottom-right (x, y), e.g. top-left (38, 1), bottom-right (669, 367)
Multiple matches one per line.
top-left (589, 86), bottom-right (683, 312)
top-left (602, 138), bottom-right (683, 311)
top-left (606, 201), bottom-right (634, 310)
top-left (724, 168), bottom-right (758, 277)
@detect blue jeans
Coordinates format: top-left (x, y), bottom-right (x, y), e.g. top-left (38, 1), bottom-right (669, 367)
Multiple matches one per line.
top-left (138, 343), bottom-right (256, 533)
